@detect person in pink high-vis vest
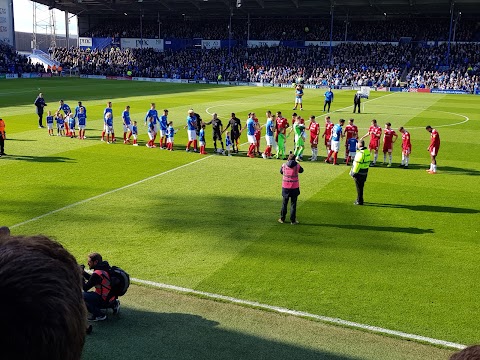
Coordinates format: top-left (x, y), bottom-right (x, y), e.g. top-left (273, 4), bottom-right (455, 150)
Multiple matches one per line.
top-left (279, 152), bottom-right (304, 225)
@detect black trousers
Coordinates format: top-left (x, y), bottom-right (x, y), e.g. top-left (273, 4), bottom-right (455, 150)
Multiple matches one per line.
top-left (353, 102), bottom-right (361, 113)
top-left (37, 112), bottom-right (44, 126)
top-left (280, 187), bottom-right (300, 222)
top-left (0, 136), bottom-right (4, 154)
top-left (353, 173), bottom-right (367, 204)
top-left (324, 100), bottom-right (331, 112)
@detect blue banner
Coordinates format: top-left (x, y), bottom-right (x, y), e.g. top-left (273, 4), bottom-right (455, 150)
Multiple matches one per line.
top-left (431, 89), bottom-right (468, 94)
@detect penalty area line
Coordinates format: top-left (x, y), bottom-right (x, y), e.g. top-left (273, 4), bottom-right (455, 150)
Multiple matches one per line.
top-left (10, 156), bottom-right (214, 229)
top-left (132, 277), bottom-right (466, 350)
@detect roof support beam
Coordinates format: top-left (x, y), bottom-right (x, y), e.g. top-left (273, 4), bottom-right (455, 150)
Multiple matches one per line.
top-left (188, 0), bottom-right (201, 10)
top-left (291, 0), bottom-right (298, 8)
top-left (157, 0), bottom-right (173, 11)
top-left (254, 0), bottom-right (265, 8)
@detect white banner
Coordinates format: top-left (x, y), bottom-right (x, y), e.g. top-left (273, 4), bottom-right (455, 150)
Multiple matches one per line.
top-left (120, 38), bottom-right (164, 51)
top-left (202, 40), bottom-right (220, 49)
top-left (0, 0), bottom-right (14, 46)
top-left (247, 40), bottom-right (280, 48)
top-left (79, 37), bottom-right (92, 48)
top-left (305, 41), bottom-right (340, 47)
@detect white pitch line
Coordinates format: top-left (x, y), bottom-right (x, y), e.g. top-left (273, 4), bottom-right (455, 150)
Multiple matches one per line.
top-left (10, 156), bottom-right (213, 229)
top-left (132, 277), bottom-right (466, 350)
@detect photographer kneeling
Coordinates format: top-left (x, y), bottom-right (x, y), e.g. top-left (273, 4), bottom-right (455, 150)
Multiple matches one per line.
top-left (83, 252), bottom-right (119, 321)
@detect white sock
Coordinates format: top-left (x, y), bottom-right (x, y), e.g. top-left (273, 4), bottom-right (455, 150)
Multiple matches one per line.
top-left (401, 153), bottom-right (405, 165)
top-left (374, 153), bottom-right (378, 164)
top-left (389, 154), bottom-right (392, 164)
top-left (405, 156), bottom-right (409, 166)
top-left (433, 164), bottom-right (437, 172)
top-left (430, 163), bottom-right (433, 171)
top-left (383, 154), bottom-right (387, 163)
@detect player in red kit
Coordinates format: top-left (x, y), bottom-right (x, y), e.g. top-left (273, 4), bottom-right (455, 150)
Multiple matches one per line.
top-left (382, 122), bottom-right (398, 167)
top-left (321, 116), bottom-right (333, 158)
top-left (308, 115), bottom-right (320, 161)
top-left (361, 119), bottom-right (382, 166)
top-left (426, 125), bottom-right (440, 174)
top-left (398, 127), bottom-right (411, 168)
top-left (343, 118), bottom-right (358, 163)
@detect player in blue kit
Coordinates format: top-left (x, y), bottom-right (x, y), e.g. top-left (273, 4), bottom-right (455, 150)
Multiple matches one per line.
top-left (132, 121), bottom-right (138, 146)
top-left (323, 88), bottom-right (334, 112)
top-left (243, 113), bottom-right (257, 158)
top-left (184, 109), bottom-right (198, 152)
top-left (122, 105), bottom-right (132, 144)
top-left (74, 101), bottom-right (86, 120)
top-left (55, 112), bottom-right (65, 136)
top-left (199, 124), bottom-right (207, 154)
top-left (292, 84), bottom-right (304, 111)
top-left (102, 102), bottom-right (114, 142)
top-left (325, 118), bottom-right (345, 165)
top-left (146, 117), bottom-right (156, 148)
top-left (166, 121), bottom-right (176, 151)
top-left (58, 100), bottom-right (71, 116)
top-left (159, 109), bottom-right (169, 149)
top-left (262, 113), bottom-right (275, 159)
top-left (46, 111), bottom-right (54, 136)
top-left (346, 136), bottom-right (358, 166)
top-left (145, 103), bottom-right (159, 135)
top-left (67, 114), bottom-right (76, 138)
top-left (105, 112), bottom-right (114, 144)
top-left (77, 106), bottom-right (87, 140)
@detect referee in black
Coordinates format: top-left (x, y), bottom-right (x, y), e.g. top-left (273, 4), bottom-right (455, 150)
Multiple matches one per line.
top-left (353, 91), bottom-right (361, 113)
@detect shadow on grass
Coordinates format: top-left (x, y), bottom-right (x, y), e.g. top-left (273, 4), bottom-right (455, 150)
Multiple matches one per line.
top-left (389, 163), bottom-right (480, 176)
top-left (4, 138), bottom-right (37, 142)
top-left (364, 203), bottom-right (479, 214)
top-left (0, 155), bottom-right (75, 163)
top-left (301, 223), bottom-right (434, 234)
top-left (83, 308), bottom-right (361, 360)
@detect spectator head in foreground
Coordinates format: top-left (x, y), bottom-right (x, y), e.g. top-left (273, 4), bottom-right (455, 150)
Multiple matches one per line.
top-left (450, 345), bottom-right (480, 360)
top-left (0, 234), bottom-right (86, 360)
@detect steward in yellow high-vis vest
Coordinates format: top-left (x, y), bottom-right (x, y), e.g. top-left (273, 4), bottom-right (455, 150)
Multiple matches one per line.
top-left (350, 139), bottom-right (371, 205)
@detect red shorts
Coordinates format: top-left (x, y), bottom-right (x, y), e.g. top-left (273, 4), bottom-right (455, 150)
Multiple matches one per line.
top-left (369, 139), bottom-right (379, 151)
top-left (383, 143), bottom-right (393, 153)
top-left (310, 136), bottom-right (318, 145)
top-left (324, 137), bottom-right (331, 147)
top-left (430, 147), bottom-right (439, 156)
top-left (403, 146), bottom-right (411, 155)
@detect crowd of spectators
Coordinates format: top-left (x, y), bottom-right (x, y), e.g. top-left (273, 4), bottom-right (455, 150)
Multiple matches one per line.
top-left (405, 43), bottom-right (479, 92)
top-left (0, 43), bottom-right (46, 74)
top-left (82, 18), bottom-right (480, 42)
top-left (52, 43), bottom-right (407, 87)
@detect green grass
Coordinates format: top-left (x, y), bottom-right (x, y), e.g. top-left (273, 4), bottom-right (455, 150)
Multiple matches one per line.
top-left (1, 78), bottom-right (479, 355)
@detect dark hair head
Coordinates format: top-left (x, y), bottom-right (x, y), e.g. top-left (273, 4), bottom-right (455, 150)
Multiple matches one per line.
top-left (292, 112), bottom-right (297, 116)
top-left (339, 119), bottom-right (345, 124)
top-left (426, 125), bottom-right (432, 130)
top-left (88, 252), bottom-right (102, 263)
top-left (359, 139), bottom-right (365, 147)
top-left (0, 235), bottom-right (86, 360)
top-left (450, 345), bottom-right (480, 360)
top-left (386, 122), bottom-right (391, 126)
top-left (372, 119), bottom-right (377, 124)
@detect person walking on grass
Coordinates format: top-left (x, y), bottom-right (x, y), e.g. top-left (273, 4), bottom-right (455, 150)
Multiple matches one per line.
top-left (279, 152), bottom-right (304, 225)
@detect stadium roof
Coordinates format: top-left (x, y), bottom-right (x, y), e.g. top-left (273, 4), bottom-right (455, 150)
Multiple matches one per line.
top-left (33, 0), bottom-right (480, 18)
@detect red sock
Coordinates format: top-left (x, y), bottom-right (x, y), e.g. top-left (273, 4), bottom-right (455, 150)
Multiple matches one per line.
top-left (187, 140), bottom-right (192, 149)
top-left (327, 150), bottom-right (333, 160)
top-left (193, 140), bottom-right (198, 149)
top-left (333, 152), bottom-right (338, 164)
top-left (133, 139), bottom-right (137, 144)
top-left (101, 131), bottom-right (105, 140)
top-left (346, 156), bottom-right (350, 165)
top-left (160, 139), bottom-right (163, 147)
top-left (123, 133), bottom-right (126, 141)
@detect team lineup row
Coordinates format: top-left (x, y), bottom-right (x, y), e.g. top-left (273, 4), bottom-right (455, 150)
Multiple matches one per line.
top-left (38, 97), bottom-right (440, 173)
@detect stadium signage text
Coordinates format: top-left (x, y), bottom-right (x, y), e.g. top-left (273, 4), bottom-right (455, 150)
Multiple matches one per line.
top-left (0, 0), bottom-right (14, 46)
top-left (79, 37), bottom-right (93, 48)
top-left (120, 38), bottom-right (164, 51)
top-left (247, 40), bottom-right (280, 48)
top-left (431, 89), bottom-right (468, 95)
top-left (202, 40), bottom-right (221, 49)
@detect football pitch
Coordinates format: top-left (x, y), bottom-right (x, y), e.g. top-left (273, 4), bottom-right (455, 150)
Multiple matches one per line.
top-left (1, 78), bottom-right (479, 358)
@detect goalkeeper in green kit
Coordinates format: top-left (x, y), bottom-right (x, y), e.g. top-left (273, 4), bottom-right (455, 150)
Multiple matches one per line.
top-left (293, 115), bottom-right (306, 161)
